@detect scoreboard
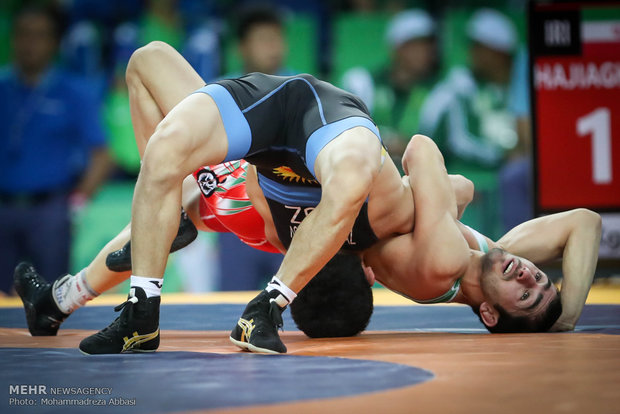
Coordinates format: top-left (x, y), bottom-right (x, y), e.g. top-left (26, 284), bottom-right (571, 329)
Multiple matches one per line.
top-left (530, 0), bottom-right (620, 258)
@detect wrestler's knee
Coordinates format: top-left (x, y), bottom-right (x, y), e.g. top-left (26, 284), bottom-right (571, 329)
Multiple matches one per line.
top-left (126, 41), bottom-right (175, 83)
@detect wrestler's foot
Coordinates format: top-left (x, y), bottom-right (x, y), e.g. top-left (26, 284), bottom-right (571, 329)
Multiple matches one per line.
top-left (13, 262), bottom-right (69, 336)
top-left (230, 290), bottom-right (287, 354)
top-left (79, 287), bottom-right (160, 355)
top-left (105, 208), bottom-right (198, 272)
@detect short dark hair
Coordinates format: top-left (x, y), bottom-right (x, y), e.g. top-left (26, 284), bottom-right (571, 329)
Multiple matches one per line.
top-left (290, 253), bottom-right (373, 338)
top-left (472, 293), bottom-right (563, 333)
top-left (236, 5), bottom-right (283, 41)
top-left (13, 2), bottom-right (65, 40)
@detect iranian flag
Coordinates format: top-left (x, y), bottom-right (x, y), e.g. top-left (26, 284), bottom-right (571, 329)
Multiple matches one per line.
top-left (581, 7), bottom-right (620, 58)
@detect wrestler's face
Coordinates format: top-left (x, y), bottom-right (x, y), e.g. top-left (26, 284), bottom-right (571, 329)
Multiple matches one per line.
top-left (240, 23), bottom-right (285, 75)
top-left (480, 248), bottom-right (559, 318)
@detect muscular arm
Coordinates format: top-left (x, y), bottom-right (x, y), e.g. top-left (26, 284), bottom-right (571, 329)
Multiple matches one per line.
top-left (404, 152), bottom-right (473, 220)
top-left (450, 175), bottom-right (474, 220)
top-left (366, 135), bottom-right (469, 299)
top-left (276, 128), bottom-right (382, 293)
top-left (496, 209), bottom-right (602, 331)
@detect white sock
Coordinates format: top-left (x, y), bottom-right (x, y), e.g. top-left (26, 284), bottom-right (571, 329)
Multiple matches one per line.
top-left (130, 275), bottom-right (163, 298)
top-left (265, 276), bottom-right (297, 307)
top-left (53, 269), bottom-right (99, 314)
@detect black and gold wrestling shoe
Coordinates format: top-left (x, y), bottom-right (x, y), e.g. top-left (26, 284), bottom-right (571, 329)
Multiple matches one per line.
top-left (230, 290), bottom-right (287, 354)
top-left (105, 208), bottom-right (198, 272)
top-left (13, 262), bottom-right (69, 336)
top-left (79, 287), bottom-right (160, 355)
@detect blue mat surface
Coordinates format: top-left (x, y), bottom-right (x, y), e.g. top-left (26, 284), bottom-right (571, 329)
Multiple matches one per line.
top-left (1, 304), bottom-right (619, 413)
top-left (0, 348), bottom-right (433, 413)
top-left (1, 304), bottom-right (619, 333)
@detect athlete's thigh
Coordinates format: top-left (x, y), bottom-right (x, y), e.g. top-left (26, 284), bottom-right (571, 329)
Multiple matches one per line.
top-left (132, 41), bottom-right (205, 116)
top-left (148, 92), bottom-right (228, 176)
top-left (313, 126), bottom-right (382, 186)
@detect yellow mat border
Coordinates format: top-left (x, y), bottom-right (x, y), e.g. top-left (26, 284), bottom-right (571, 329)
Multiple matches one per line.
top-left (1, 285), bottom-right (619, 308)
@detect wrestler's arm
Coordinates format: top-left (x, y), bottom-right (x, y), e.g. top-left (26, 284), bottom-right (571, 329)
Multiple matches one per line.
top-left (496, 209), bottom-right (602, 331)
top-left (450, 175), bottom-right (474, 220)
top-left (275, 128), bottom-right (382, 293)
top-left (367, 135), bottom-right (469, 298)
top-left (403, 151), bottom-right (473, 220)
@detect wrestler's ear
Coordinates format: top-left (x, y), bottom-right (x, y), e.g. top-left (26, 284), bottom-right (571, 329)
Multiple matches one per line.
top-left (479, 302), bottom-right (499, 328)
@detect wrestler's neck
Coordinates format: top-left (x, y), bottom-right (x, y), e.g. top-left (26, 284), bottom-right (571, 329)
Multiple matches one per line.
top-left (452, 250), bottom-right (486, 307)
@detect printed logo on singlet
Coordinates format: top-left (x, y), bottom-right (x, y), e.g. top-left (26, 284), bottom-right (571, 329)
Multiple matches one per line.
top-left (285, 205), bottom-right (356, 246)
top-left (196, 167), bottom-right (221, 197)
top-left (273, 166), bottom-right (318, 184)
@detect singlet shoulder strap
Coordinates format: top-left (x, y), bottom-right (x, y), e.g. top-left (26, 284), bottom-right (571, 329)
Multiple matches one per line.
top-left (410, 278), bottom-right (462, 304)
top-left (464, 224), bottom-right (489, 253)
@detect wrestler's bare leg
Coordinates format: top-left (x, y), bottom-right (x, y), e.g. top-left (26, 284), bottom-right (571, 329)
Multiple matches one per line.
top-left (129, 46), bottom-right (229, 279)
top-left (83, 179), bottom-right (207, 294)
top-left (77, 42), bottom-right (209, 293)
top-left (126, 41), bottom-right (206, 156)
top-left (14, 42), bottom-right (218, 338)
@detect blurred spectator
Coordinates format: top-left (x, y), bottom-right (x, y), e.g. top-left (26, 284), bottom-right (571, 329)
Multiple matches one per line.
top-left (226, 0), bottom-right (327, 76)
top-left (418, 8), bottom-right (519, 238)
top-left (225, 5), bottom-right (294, 77)
top-left (218, 5), bottom-right (289, 291)
top-left (0, 4), bottom-right (112, 294)
top-left (341, 9), bottom-right (440, 170)
top-left (139, 0), bottom-right (184, 50)
top-left (63, 0), bottom-right (142, 28)
top-left (104, 0), bottom-right (221, 176)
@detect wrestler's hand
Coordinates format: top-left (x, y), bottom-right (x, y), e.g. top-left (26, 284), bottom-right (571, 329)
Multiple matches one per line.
top-left (361, 260), bottom-right (376, 286)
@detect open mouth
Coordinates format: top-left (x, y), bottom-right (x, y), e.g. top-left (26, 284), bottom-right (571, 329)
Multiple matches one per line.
top-left (503, 259), bottom-right (515, 275)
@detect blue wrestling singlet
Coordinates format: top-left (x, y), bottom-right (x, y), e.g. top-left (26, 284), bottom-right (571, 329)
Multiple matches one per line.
top-left (194, 73), bottom-right (383, 251)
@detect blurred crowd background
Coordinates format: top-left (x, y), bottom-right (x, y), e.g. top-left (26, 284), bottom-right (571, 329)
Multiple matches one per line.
top-left (0, 0), bottom-right (534, 295)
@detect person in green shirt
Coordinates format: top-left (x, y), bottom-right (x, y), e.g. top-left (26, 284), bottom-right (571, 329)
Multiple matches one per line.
top-left (418, 8), bottom-right (519, 239)
top-left (341, 9), bottom-right (440, 170)
top-left (419, 8), bottom-right (519, 173)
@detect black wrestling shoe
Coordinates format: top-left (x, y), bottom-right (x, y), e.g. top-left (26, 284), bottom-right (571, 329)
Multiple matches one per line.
top-left (105, 208), bottom-right (198, 272)
top-left (79, 287), bottom-right (160, 355)
top-left (13, 262), bottom-right (69, 336)
top-left (230, 290), bottom-right (287, 354)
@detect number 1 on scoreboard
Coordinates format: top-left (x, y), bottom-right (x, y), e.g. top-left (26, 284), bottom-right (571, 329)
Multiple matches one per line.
top-left (577, 107), bottom-right (612, 184)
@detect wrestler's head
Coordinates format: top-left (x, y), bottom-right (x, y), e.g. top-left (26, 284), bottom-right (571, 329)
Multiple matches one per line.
top-left (290, 253), bottom-right (373, 338)
top-left (475, 248), bottom-right (562, 333)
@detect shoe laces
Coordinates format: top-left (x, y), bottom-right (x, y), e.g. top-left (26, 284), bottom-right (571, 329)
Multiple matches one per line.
top-left (24, 270), bottom-right (48, 290)
top-left (98, 295), bottom-right (138, 334)
top-left (114, 295), bottom-right (139, 312)
top-left (268, 300), bottom-right (284, 331)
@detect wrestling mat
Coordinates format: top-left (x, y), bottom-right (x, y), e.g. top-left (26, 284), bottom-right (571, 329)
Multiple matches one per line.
top-left (1, 286), bottom-right (619, 414)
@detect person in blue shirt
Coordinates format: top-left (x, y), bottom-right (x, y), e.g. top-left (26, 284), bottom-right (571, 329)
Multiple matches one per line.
top-left (0, 4), bottom-right (112, 295)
